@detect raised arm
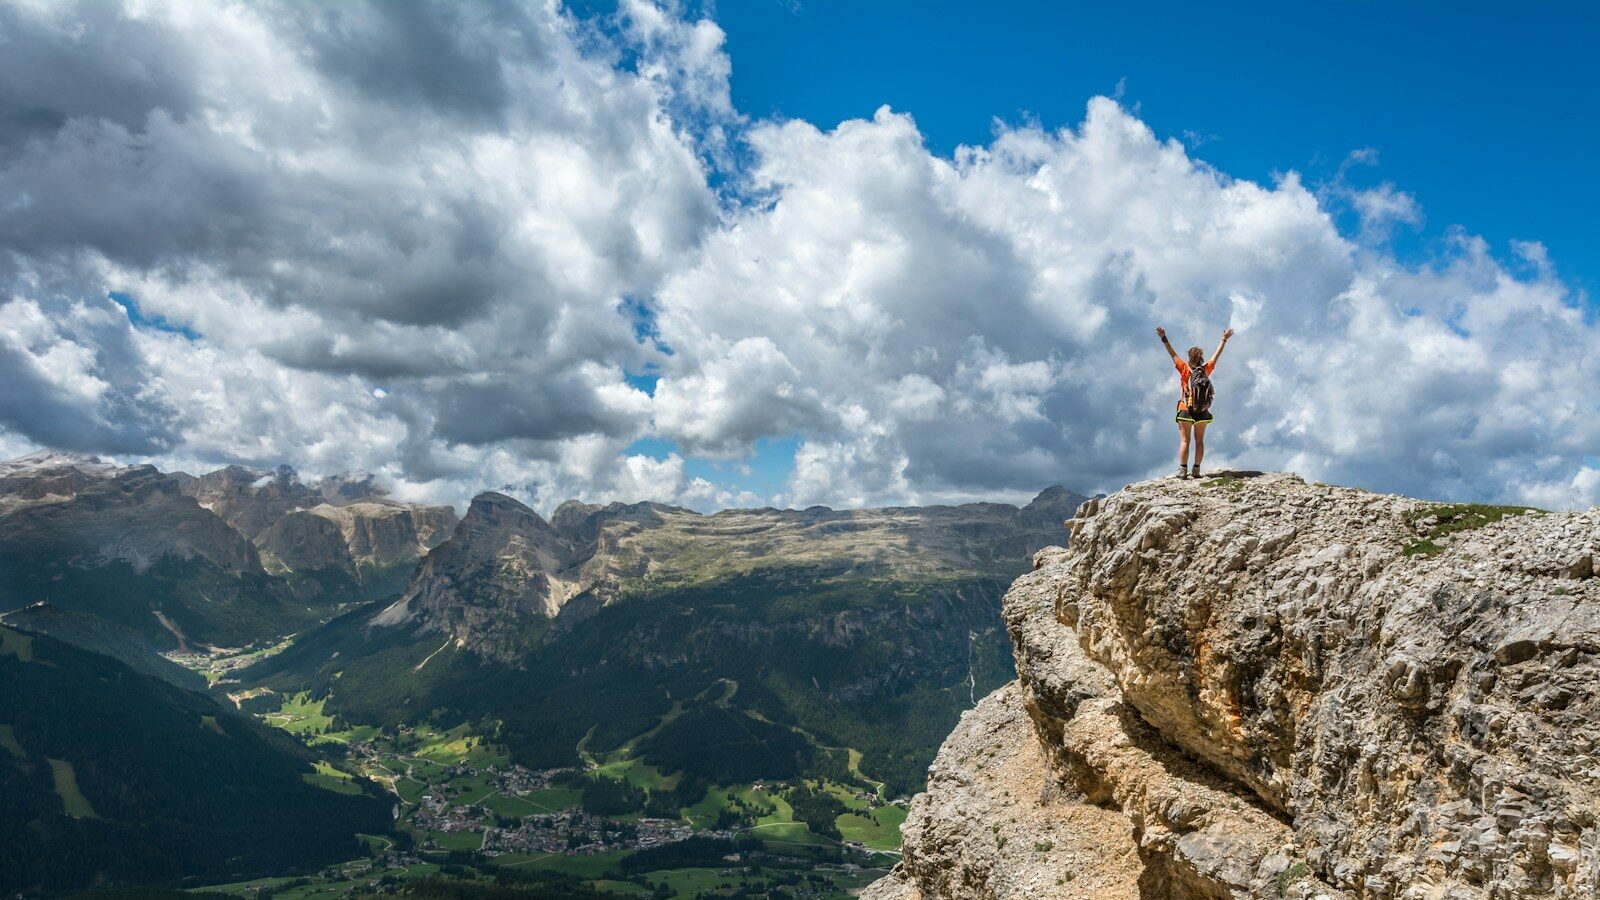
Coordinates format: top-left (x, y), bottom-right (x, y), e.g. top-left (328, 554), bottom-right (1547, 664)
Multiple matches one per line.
top-left (1208, 328), bottom-right (1235, 368)
top-left (1156, 326), bottom-right (1179, 362)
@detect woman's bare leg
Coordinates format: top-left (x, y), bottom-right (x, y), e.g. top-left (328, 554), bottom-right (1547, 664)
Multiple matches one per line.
top-left (1193, 421), bottom-right (1209, 472)
top-left (1177, 420), bottom-right (1192, 470)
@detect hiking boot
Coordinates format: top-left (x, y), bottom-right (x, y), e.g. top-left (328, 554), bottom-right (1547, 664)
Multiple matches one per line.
top-left (1176, 466), bottom-right (1190, 479)
top-left (1190, 466), bottom-right (1200, 479)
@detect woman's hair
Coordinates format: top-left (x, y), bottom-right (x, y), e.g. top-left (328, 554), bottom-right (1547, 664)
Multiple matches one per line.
top-left (1187, 346), bottom-right (1205, 367)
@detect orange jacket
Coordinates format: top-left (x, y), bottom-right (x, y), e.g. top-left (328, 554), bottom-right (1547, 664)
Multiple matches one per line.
top-left (1174, 359), bottom-right (1216, 410)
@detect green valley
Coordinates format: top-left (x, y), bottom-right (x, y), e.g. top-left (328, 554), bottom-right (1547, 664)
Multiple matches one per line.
top-left (188, 681), bottom-right (907, 899)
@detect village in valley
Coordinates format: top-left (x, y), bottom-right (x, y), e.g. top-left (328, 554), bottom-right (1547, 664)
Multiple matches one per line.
top-left (189, 673), bottom-right (905, 899)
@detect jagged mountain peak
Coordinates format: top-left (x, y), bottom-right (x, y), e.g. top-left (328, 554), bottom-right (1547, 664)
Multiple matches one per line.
top-left (462, 490), bottom-right (548, 526)
top-left (1017, 482), bottom-right (1089, 526)
top-left (370, 491), bottom-right (586, 657)
top-left (550, 498), bottom-right (602, 534)
top-left (452, 491), bottom-right (569, 556)
top-left (1027, 483), bottom-right (1072, 504)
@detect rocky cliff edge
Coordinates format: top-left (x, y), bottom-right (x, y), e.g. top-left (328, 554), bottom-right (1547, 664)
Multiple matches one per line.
top-left (866, 471), bottom-right (1599, 900)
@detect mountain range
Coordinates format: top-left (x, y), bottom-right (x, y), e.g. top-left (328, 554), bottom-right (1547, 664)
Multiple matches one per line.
top-left (178, 463), bottom-right (457, 603)
top-left (0, 449), bottom-right (1083, 893)
top-left (0, 451), bottom-right (457, 650)
top-left (248, 483), bottom-right (1081, 793)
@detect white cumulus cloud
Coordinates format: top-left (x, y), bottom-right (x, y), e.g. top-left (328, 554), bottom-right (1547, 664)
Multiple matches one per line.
top-left (652, 99), bottom-right (1600, 508)
top-left (0, 2), bottom-right (1595, 512)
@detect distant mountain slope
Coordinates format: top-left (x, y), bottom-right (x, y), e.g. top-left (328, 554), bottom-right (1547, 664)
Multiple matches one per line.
top-left (369, 491), bottom-right (586, 659)
top-left (0, 452), bottom-right (460, 648)
top-left (249, 486), bottom-right (1085, 794)
top-left (0, 623), bottom-right (390, 895)
top-left (371, 489), bottom-right (1083, 657)
top-left (181, 464), bottom-right (458, 604)
top-left (0, 603), bottom-right (207, 692)
top-left (0, 453), bottom-right (311, 649)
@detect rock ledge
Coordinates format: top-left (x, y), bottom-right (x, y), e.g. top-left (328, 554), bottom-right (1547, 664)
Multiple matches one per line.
top-left (868, 472), bottom-right (1599, 899)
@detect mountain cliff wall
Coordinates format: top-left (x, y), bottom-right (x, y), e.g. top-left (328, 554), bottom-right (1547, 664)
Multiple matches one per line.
top-left (867, 472), bottom-right (1599, 899)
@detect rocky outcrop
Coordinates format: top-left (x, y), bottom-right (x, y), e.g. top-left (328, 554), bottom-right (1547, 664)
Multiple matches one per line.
top-left (258, 509), bottom-right (354, 577)
top-left (0, 453), bottom-right (304, 648)
top-left (870, 472), bottom-right (1600, 899)
top-left (369, 487), bottom-right (1086, 664)
top-left (180, 464), bottom-right (457, 600)
top-left (864, 681), bottom-right (1145, 900)
top-left (179, 464), bottom-right (324, 540)
top-left (372, 492), bottom-right (588, 660)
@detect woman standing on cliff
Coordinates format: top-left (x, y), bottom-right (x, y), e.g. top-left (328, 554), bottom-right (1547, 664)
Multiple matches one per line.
top-left (1156, 326), bottom-right (1234, 479)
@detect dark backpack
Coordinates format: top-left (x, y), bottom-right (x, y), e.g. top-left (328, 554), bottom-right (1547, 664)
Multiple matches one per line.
top-left (1188, 366), bottom-right (1214, 411)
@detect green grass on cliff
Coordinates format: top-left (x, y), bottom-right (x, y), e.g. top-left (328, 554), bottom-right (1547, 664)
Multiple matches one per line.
top-left (1401, 503), bottom-right (1538, 556)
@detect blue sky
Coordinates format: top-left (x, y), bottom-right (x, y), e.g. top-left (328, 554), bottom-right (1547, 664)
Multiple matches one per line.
top-left (4, 0), bottom-right (1598, 511)
top-left (698, 0), bottom-right (1597, 300)
top-left (599, 0), bottom-right (1599, 498)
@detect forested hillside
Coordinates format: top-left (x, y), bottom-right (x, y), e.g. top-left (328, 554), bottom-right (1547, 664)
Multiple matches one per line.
top-left (0, 625), bottom-right (390, 894)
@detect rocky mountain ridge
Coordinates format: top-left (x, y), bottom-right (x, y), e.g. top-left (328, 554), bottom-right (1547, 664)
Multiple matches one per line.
top-left (248, 485), bottom-right (1087, 793)
top-left (867, 472), bottom-right (1599, 899)
top-left (0, 452), bottom-right (305, 648)
top-left (177, 463), bottom-right (458, 601)
top-left (0, 452), bottom-right (460, 644)
top-left (370, 485), bottom-right (1085, 662)
top-left (0, 452), bottom-right (262, 574)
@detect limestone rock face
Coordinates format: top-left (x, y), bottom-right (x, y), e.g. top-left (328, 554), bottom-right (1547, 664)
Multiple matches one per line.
top-left (305, 501), bottom-right (455, 569)
top-left (180, 464), bottom-right (323, 540)
top-left (408, 504), bottom-right (460, 550)
top-left (258, 509), bottom-right (354, 578)
top-left (871, 472), bottom-right (1600, 899)
top-left (0, 454), bottom-right (262, 575)
top-left (184, 464), bottom-right (458, 597)
top-left (863, 681), bottom-right (1144, 900)
top-left (0, 453), bottom-right (303, 648)
top-left (373, 492), bottom-right (584, 660)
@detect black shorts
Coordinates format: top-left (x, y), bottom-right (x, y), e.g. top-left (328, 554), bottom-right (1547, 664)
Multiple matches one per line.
top-left (1175, 407), bottom-right (1214, 424)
